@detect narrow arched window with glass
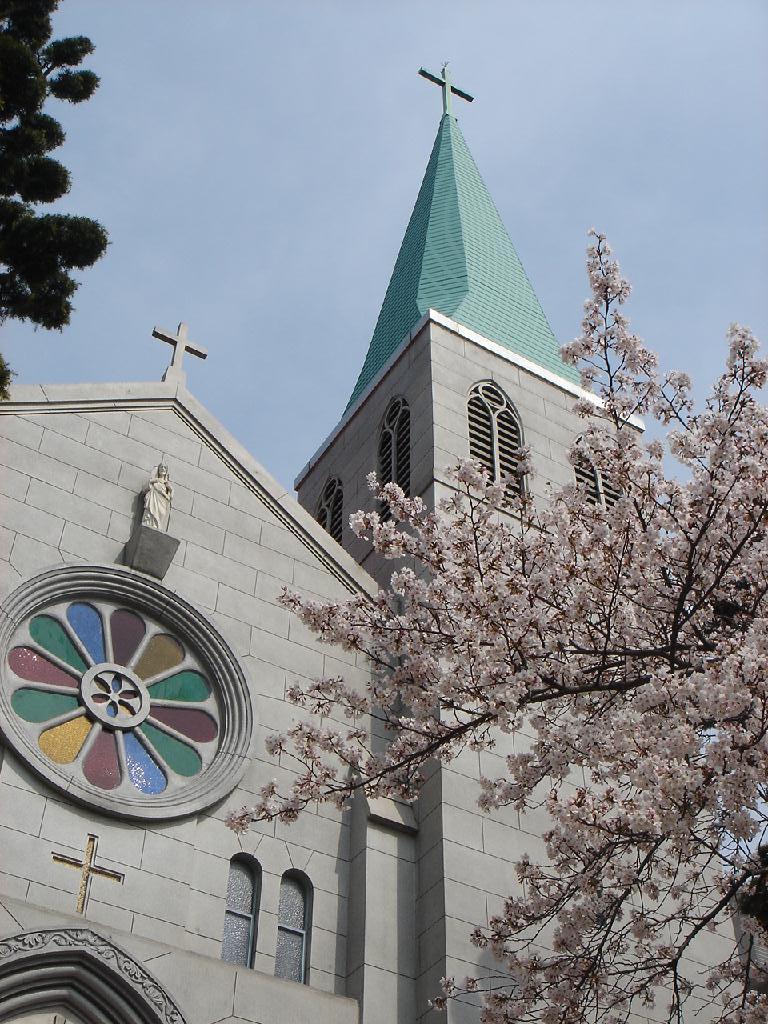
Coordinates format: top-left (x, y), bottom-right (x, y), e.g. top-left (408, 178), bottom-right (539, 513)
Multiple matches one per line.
top-left (221, 855), bottom-right (261, 967)
top-left (274, 870), bottom-right (312, 983)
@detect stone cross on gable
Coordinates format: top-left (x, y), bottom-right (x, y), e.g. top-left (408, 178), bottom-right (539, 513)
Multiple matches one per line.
top-left (418, 63), bottom-right (474, 116)
top-left (152, 321), bottom-right (208, 385)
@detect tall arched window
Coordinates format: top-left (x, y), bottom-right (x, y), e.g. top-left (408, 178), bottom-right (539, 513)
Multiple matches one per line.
top-left (221, 855), bottom-right (261, 967)
top-left (275, 870), bottom-right (312, 984)
top-left (316, 477), bottom-right (343, 543)
top-left (573, 446), bottom-right (621, 509)
top-left (378, 397), bottom-right (411, 516)
top-left (467, 381), bottom-right (524, 495)
top-left (574, 455), bottom-right (601, 504)
top-left (600, 472), bottom-right (622, 509)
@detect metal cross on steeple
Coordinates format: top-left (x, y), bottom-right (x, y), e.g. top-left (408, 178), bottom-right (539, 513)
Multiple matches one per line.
top-left (418, 63), bottom-right (474, 116)
top-left (152, 321), bottom-right (208, 385)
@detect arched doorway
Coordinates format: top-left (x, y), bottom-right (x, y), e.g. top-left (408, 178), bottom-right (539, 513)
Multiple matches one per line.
top-left (0, 928), bottom-right (186, 1024)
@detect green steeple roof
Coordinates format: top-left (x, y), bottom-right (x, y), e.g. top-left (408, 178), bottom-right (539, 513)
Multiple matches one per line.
top-left (346, 113), bottom-right (579, 411)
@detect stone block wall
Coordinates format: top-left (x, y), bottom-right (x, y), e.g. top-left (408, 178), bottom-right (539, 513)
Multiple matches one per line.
top-left (294, 314), bottom-right (733, 1023)
top-left (427, 318), bottom-right (604, 502)
top-left (0, 384), bottom-right (377, 1022)
top-left (296, 322), bottom-right (435, 587)
top-left (296, 313), bottom-right (609, 593)
top-left (294, 316), bottom-right (617, 1020)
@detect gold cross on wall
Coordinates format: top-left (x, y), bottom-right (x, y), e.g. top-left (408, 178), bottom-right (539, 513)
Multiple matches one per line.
top-left (152, 321), bottom-right (208, 385)
top-left (52, 834), bottom-right (124, 914)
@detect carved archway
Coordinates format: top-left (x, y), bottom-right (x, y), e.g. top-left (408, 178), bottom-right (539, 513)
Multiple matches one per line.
top-left (0, 929), bottom-right (186, 1024)
top-left (4, 1014), bottom-right (84, 1023)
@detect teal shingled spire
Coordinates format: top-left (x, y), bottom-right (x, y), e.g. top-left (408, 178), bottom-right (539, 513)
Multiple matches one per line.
top-left (345, 114), bottom-right (579, 411)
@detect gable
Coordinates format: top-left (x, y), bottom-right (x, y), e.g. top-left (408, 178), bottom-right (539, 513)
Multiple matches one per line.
top-left (0, 380), bottom-right (374, 605)
top-left (0, 379), bottom-right (376, 747)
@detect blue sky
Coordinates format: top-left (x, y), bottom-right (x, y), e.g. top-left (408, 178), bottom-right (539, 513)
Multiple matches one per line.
top-left (3, 0), bottom-right (766, 491)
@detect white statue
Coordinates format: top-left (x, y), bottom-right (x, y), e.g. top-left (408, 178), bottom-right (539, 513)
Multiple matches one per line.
top-left (142, 463), bottom-right (173, 532)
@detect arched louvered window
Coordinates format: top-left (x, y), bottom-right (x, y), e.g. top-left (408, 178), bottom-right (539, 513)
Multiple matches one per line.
top-left (600, 472), bottom-right (622, 509)
top-left (574, 455), bottom-right (601, 505)
top-left (574, 445), bottom-right (621, 509)
top-left (275, 870), bottom-right (312, 984)
top-left (221, 855), bottom-right (261, 967)
top-left (316, 477), bottom-right (343, 543)
top-left (378, 397), bottom-right (411, 517)
top-left (467, 381), bottom-right (524, 495)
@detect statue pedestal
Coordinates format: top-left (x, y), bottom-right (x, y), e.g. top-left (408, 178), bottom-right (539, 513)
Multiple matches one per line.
top-left (123, 525), bottom-right (180, 580)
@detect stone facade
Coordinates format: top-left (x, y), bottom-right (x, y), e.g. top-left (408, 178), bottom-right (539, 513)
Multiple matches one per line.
top-left (296, 310), bottom-right (734, 1024)
top-left (295, 309), bottom-right (627, 580)
top-left (296, 309), bottom-right (615, 1022)
top-left (0, 381), bottom-right (377, 1024)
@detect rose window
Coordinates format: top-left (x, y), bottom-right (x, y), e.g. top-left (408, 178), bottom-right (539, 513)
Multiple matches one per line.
top-left (0, 565), bottom-right (253, 819)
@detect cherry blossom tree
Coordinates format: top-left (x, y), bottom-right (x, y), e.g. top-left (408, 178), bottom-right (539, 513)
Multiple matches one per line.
top-left (228, 233), bottom-right (768, 1024)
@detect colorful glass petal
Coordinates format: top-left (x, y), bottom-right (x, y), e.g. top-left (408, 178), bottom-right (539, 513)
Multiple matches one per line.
top-left (124, 732), bottom-right (167, 793)
top-left (110, 609), bottom-right (146, 666)
top-left (148, 670), bottom-right (211, 702)
top-left (134, 634), bottom-right (184, 681)
top-left (39, 715), bottom-right (91, 763)
top-left (148, 706), bottom-right (218, 743)
top-left (83, 729), bottom-right (121, 790)
top-left (66, 603), bottom-right (105, 664)
top-left (11, 688), bottom-right (80, 723)
top-left (29, 615), bottom-right (87, 674)
top-left (8, 647), bottom-right (79, 688)
top-left (140, 721), bottom-right (202, 777)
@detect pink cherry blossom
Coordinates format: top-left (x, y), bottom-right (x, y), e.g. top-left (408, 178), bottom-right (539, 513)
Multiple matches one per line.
top-left (228, 232), bottom-right (768, 1023)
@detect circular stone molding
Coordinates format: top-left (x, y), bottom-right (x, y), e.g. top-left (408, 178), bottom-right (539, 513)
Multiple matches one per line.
top-left (80, 663), bottom-right (151, 730)
top-left (0, 564), bottom-right (254, 820)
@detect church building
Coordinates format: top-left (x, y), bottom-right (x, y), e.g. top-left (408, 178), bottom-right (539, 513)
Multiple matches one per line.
top-left (0, 68), bottom-right (723, 1024)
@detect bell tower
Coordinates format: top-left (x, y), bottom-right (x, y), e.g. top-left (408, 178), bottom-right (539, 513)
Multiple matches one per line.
top-left (296, 66), bottom-right (590, 582)
top-left (295, 68), bottom-right (606, 1021)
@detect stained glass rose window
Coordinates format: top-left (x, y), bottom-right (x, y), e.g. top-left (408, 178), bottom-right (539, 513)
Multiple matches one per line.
top-left (0, 565), bottom-right (253, 819)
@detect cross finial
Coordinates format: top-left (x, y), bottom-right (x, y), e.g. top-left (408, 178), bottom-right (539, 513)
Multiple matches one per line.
top-left (418, 63), bottom-right (474, 116)
top-left (152, 321), bottom-right (208, 385)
